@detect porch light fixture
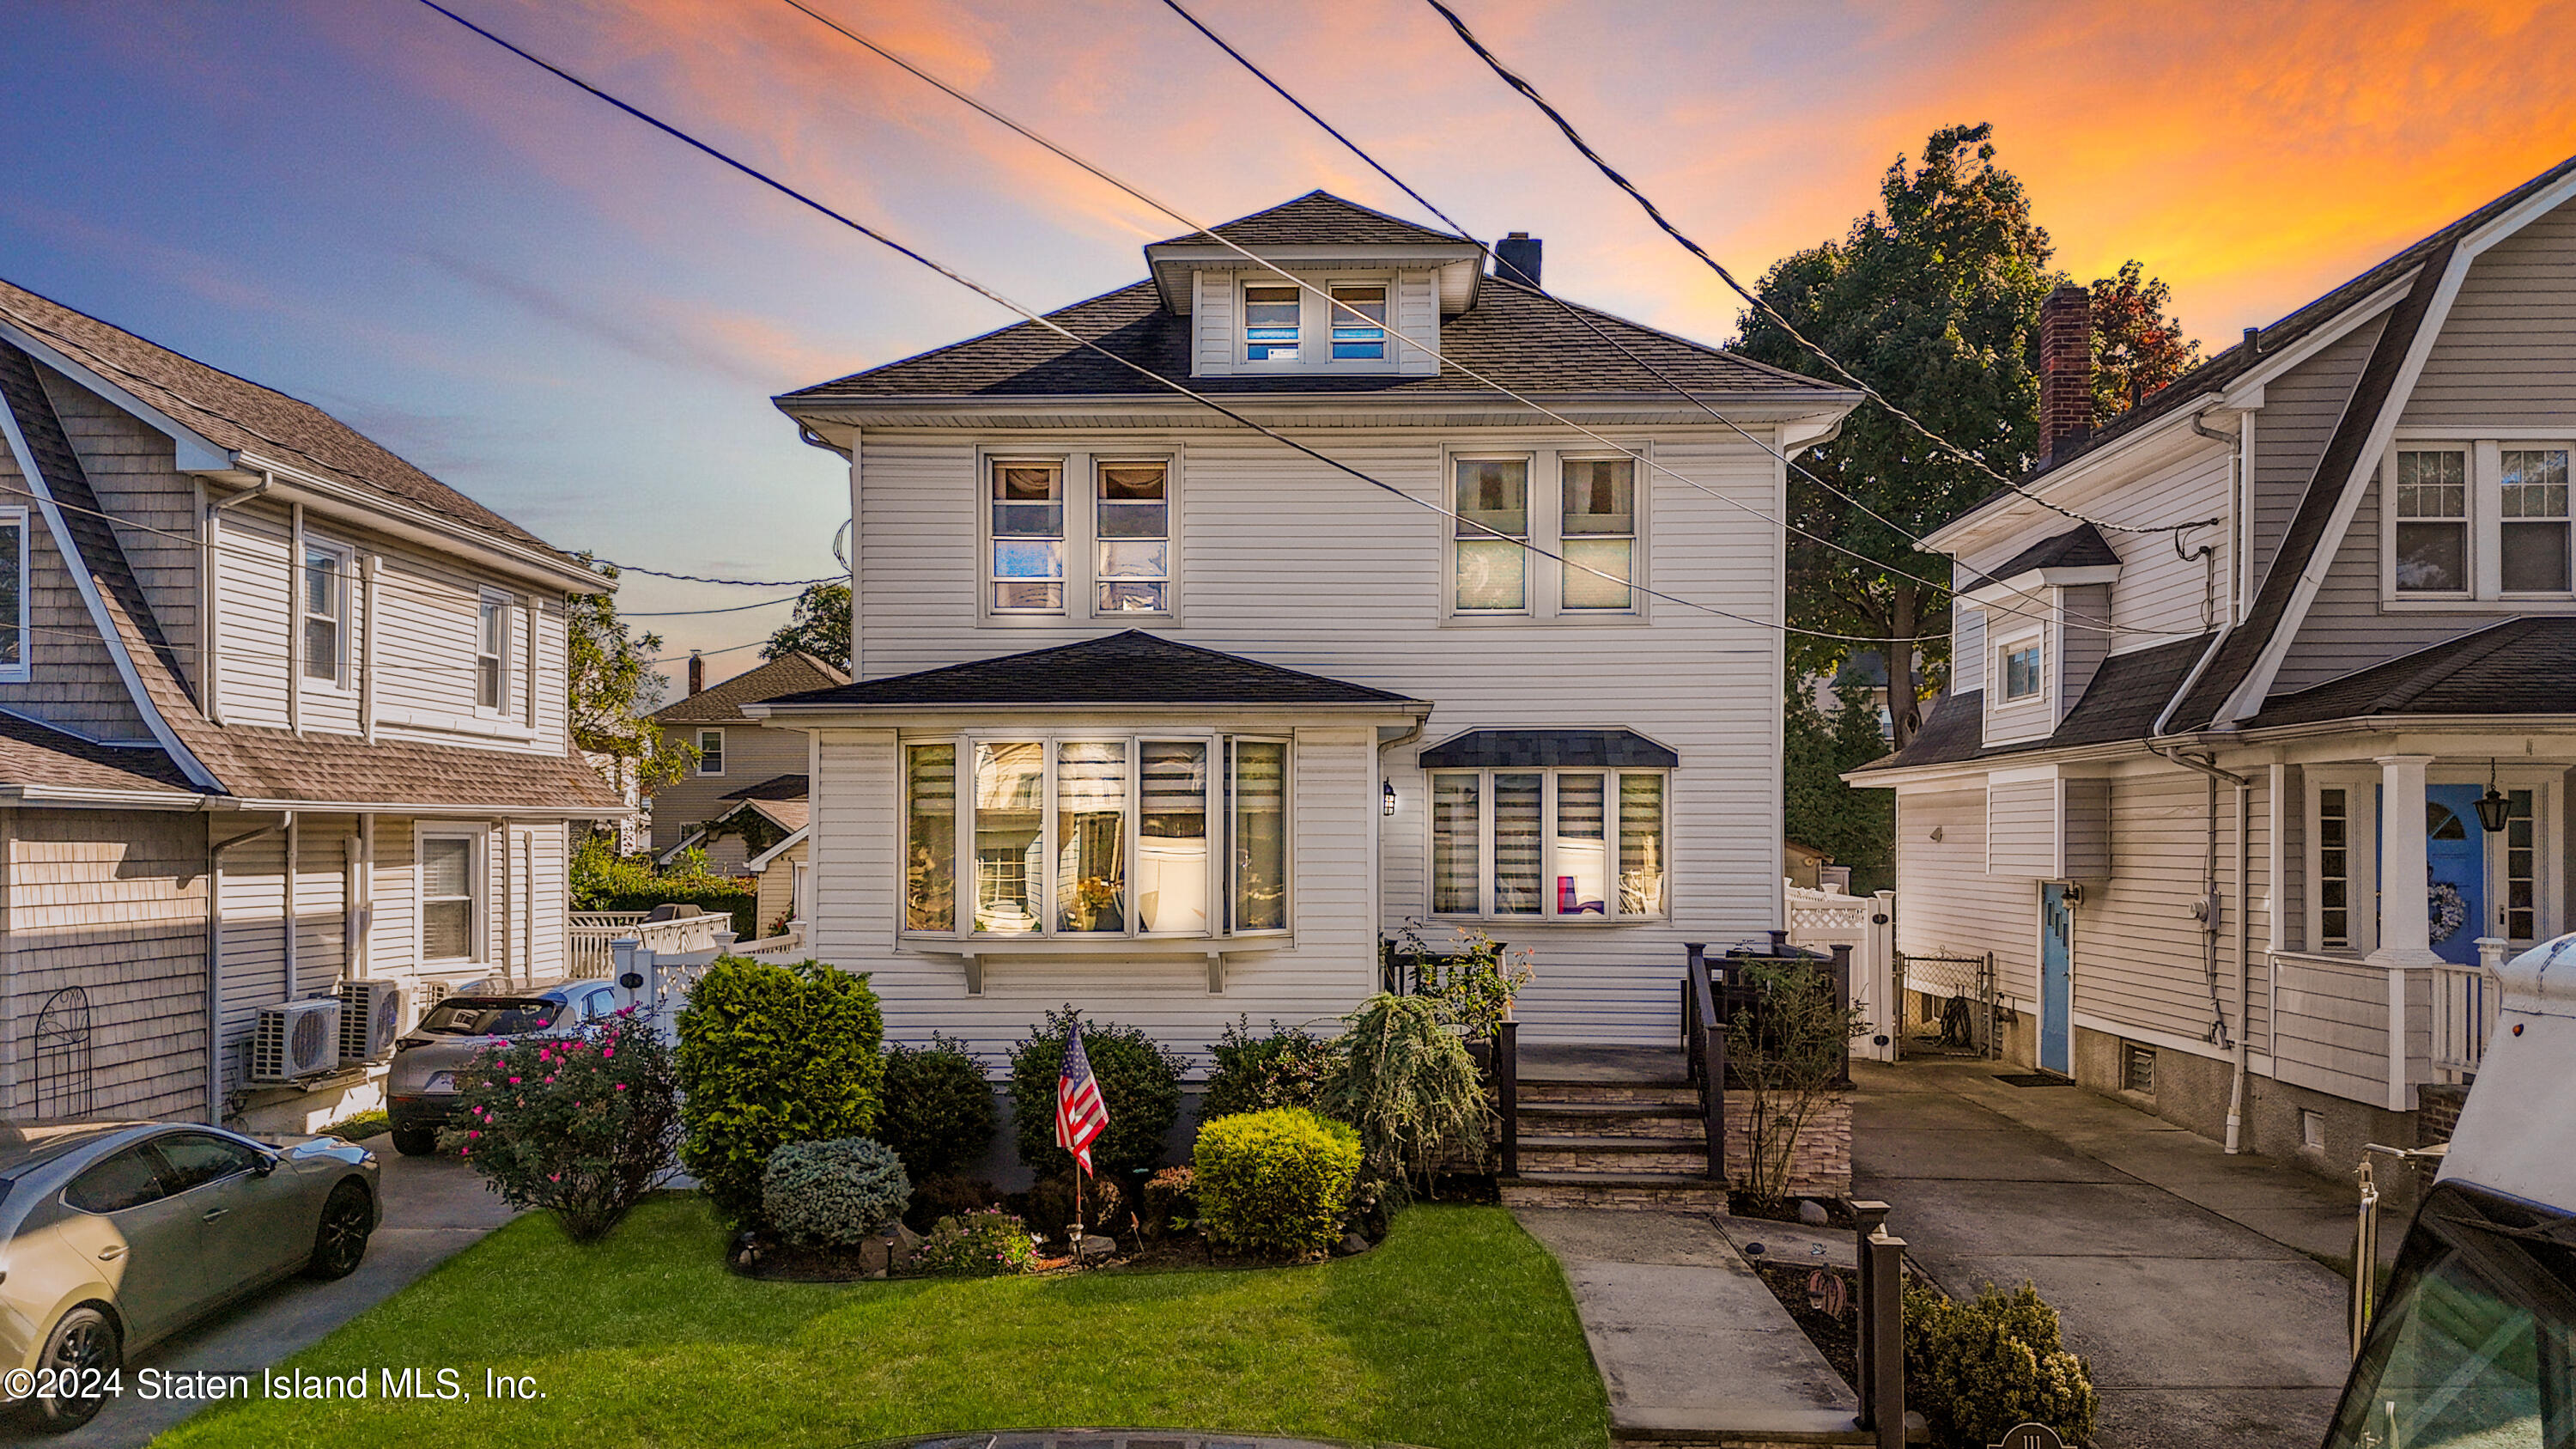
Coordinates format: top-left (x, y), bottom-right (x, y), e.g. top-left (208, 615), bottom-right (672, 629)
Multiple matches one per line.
top-left (1382, 780), bottom-right (1398, 816)
top-left (2476, 758), bottom-right (2511, 834)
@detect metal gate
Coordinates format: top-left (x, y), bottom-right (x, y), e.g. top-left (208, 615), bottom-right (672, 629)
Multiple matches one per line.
top-left (1897, 952), bottom-right (1996, 1058)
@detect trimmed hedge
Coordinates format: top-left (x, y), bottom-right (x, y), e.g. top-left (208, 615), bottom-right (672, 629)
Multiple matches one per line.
top-left (762, 1137), bottom-right (911, 1247)
top-left (1193, 1107), bottom-right (1362, 1259)
top-left (1007, 1008), bottom-right (1184, 1180)
top-left (879, 1035), bottom-right (998, 1179)
top-left (1904, 1282), bottom-right (2098, 1448)
top-left (675, 957), bottom-right (885, 1225)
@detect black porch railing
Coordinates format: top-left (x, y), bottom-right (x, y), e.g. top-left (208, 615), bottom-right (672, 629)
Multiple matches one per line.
top-left (1380, 936), bottom-right (1517, 1178)
top-left (1682, 934), bottom-right (1856, 1183)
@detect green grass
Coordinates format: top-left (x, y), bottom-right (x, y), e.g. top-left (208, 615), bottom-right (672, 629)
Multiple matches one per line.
top-left (322, 1110), bottom-right (390, 1142)
top-left (155, 1196), bottom-right (1607, 1449)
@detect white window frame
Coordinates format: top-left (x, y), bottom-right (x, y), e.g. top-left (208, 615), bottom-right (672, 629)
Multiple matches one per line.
top-left (1556, 450), bottom-right (1644, 617)
top-left (899, 729), bottom-right (1287, 943)
top-left (977, 447), bottom-right (1182, 625)
top-left (416, 824), bottom-right (487, 966)
top-left (1446, 450), bottom-right (1537, 618)
top-left (1237, 272), bottom-right (1400, 374)
top-left (1995, 630), bottom-right (2046, 706)
top-left (1443, 444), bottom-right (1653, 626)
top-left (299, 535), bottom-right (354, 692)
top-left (2379, 436), bottom-right (2576, 609)
top-left (2306, 770), bottom-right (2379, 955)
top-left (474, 591), bottom-right (511, 715)
top-left (1425, 765), bottom-right (1671, 922)
top-left (696, 728), bottom-right (726, 777)
top-left (0, 506), bottom-right (27, 684)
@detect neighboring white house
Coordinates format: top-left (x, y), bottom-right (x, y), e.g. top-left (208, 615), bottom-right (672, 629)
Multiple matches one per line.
top-left (0, 277), bottom-right (625, 1133)
top-left (1850, 155), bottom-right (2576, 1176)
top-left (747, 192), bottom-right (1858, 1062)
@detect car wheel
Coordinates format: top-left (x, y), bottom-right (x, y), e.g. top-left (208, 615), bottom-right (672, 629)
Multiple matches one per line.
top-left (391, 1127), bottom-right (439, 1157)
top-left (304, 1180), bottom-right (374, 1281)
top-left (20, 1304), bottom-right (118, 1434)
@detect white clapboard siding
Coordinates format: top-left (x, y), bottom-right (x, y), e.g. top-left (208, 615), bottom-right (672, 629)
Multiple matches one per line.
top-left (2271, 953), bottom-right (2397, 1104)
top-left (1985, 782), bottom-right (2058, 876)
top-left (526, 822), bottom-right (568, 980)
top-left (216, 827), bottom-right (289, 1093)
top-left (1956, 440), bottom-right (2233, 653)
top-left (293, 818), bottom-right (350, 998)
top-left (2251, 318), bottom-right (2383, 588)
top-left (4, 811), bottom-right (210, 1120)
top-left (2073, 768), bottom-right (2274, 1048)
top-left (1952, 599), bottom-right (1985, 696)
top-left (1893, 788), bottom-right (2038, 1006)
top-left (368, 816), bottom-right (417, 977)
top-left (213, 500), bottom-right (295, 730)
top-left (45, 374), bottom-right (202, 697)
top-left (1193, 272), bottom-right (1235, 378)
top-left (1394, 271), bottom-right (1439, 375)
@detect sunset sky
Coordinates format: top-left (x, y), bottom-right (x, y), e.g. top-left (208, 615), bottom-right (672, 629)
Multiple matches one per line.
top-left (3, 0), bottom-right (2573, 681)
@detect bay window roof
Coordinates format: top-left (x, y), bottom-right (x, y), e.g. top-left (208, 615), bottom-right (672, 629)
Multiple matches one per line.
top-left (754, 630), bottom-right (1427, 710)
top-left (1419, 728), bottom-right (1677, 770)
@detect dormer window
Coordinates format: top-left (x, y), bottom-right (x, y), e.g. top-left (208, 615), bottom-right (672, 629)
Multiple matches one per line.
top-left (1329, 284), bottom-right (1387, 360)
top-left (1244, 284), bottom-right (1300, 361)
top-left (2000, 636), bottom-right (2043, 703)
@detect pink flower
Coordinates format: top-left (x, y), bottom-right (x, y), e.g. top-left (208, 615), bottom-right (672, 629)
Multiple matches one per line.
top-left (602, 1048), bottom-right (615, 1058)
top-left (614, 1083), bottom-right (626, 1092)
top-left (508, 1077), bottom-right (521, 1086)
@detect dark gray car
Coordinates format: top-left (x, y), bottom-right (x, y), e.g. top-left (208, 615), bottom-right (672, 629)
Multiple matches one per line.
top-left (384, 980), bottom-right (631, 1156)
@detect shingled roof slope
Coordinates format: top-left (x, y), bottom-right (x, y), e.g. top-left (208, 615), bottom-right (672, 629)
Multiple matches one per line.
top-left (1850, 633), bottom-right (2215, 773)
top-left (761, 631), bottom-right (1425, 709)
top-left (1966, 524), bottom-right (2119, 585)
top-left (0, 277), bottom-right (569, 558)
top-left (0, 712), bottom-right (196, 795)
top-left (1148, 191), bottom-right (1464, 248)
top-left (2245, 619), bottom-right (2576, 728)
top-left (650, 652), bottom-right (850, 725)
top-left (0, 340), bottom-right (623, 813)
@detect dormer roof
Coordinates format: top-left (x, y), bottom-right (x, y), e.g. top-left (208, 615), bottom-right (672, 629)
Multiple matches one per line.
top-left (1142, 192), bottom-right (1485, 314)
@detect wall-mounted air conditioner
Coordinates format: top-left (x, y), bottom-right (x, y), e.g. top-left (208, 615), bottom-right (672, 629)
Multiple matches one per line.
top-left (334, 980), bottom-right (407, 1064)
top-left (252, 999), bottom-right (343, 1082)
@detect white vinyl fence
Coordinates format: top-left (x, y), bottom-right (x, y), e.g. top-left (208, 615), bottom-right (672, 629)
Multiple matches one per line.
top-left (1785, 881), bottom-right (1899, 1062)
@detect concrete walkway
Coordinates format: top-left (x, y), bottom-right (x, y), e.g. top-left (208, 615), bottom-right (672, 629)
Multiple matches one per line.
top-left (1853, 1058), bottom-right (2365, 1449)
top-left (1513, 1208), bottom-right (1862, 1446)
top-left (51, 1143), bottom-right (516, 1449)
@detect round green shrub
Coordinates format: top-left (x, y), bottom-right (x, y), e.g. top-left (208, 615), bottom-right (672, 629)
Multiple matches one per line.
top-left (1204, 1018), bottom-right (1338, 1118)
top-left (675, 957), bottom-right (885, 1225)
top-left (761, 1137), bottom-right (911, 1247)
top-left (1007, 1008), bottom-right (1184, 1179)
top-left (879, 1034), bottom-right (998, 1179)
top-left (1904, 1281), bottom-right (2098, 1448)
top-left (913, 1209), bottom-right (1038, 1276)
top-left (1192, 1107), bottom-right (1362, 1259)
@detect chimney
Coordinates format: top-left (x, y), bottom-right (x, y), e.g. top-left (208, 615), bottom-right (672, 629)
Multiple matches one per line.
top-left (687, 650), bottom-right (704, 697)
top-left (1494, 232), bottom-right (1542, 288)
top-left (2038, 282), bottom-right (2093, 466)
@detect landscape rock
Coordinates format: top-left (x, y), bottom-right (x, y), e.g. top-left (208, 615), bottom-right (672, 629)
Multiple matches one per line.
top-left (1336, 1232), bottom-right (1371, 1257)
top-left (1073, 1233), bottom-right (1117, 1262)
top-left (1797, 1198), bottom-right (1832, 1226)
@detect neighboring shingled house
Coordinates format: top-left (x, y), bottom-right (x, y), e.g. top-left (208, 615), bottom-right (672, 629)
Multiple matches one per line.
top-left (1850, 154), bottom-right (2576, 1179)
top-left (0, 277), bottom-right (624, 1133)
top-left (644, 648), bottom-right (846, 874)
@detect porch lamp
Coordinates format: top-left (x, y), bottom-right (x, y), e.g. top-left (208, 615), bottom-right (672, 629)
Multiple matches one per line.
top-left (2476, 758), bottom-right (2512, 835)
top-left (1382, 780), bottom-right (1398, 817)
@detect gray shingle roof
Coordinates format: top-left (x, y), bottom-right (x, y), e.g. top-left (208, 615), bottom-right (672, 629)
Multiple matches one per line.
top-left (1418, 728), bottom-right (1678, 770)
top-left (2245, 618), bottom-right (2576, 728)
top-left (650, 652), bottom-right (850, 724)
top-left (761, 630), bottom-right (1425, 709)
top-left (1850, 633), bottom-right (2215, 773)
top-left (720, 772), bottom-right (810, 802)
top-left (1967, 524), bottom-right (2118, 586)
top-left (1148, 191), bottom-right (1464, 248)
top-left (0, 277), bottom-right (572, 560)
top-left (0, 711), bottom-right (196, 795)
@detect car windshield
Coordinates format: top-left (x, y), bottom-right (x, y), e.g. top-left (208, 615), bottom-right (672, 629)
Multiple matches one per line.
top-left (414, 998), bottom-right (560, 1037)
top-left (2327, 1182), bottom-right (2576, 1449)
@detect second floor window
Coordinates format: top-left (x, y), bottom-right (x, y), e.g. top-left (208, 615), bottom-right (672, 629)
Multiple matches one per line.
top-left (2394, 449), bottom-right (2470, 594)
top-left (696, 728), bottom-right (726, 776)
top-left (2000, 637), bottom-right (2043, 702)
top-left (476, 595), bottom-right (508, 711)
top-left (1455, 457), bottom-right (1529, 612)
top-left (1561, 458), bottom-right (1635, 610)
top-left (991, 461), bottom-right (1065, 612)
top-left (301, 542), bottom-right (348, 685)
top-left (2501, 449), bottom-right (2570, 594)
top-left (1244, 284), bottom-right (1301, 361)
top-left (1096, 462), bottom-right (1169, 614)
top-left (1329, 284), bottom-right (1387, 360)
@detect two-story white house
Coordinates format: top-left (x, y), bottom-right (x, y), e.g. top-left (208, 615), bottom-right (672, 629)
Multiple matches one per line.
top-left (746, 193), bottom-right (1856, 1062)
top-left (1850, 155), bottom-right (2576, 1179)
top-left (0, 277), bottom-right (624, 1132)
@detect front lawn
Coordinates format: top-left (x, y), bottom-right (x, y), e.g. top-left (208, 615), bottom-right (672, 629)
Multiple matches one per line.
top-left (156, 1196), bottom-right (1607, 1449)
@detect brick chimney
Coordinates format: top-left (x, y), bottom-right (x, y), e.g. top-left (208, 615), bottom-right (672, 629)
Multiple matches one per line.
top-left (1494, 232), bottom-right (1542, 288)
top-left (2038, 282), bottom-right (2093, 466)
top-left (687, 650), bottom-right (703, 697)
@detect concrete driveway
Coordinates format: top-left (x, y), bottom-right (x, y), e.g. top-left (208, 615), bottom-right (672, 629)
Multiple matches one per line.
top-left (1854, 1060), bottom-right (2360, 1449)
top-left (23, 1142), bottom-right (515, 1449)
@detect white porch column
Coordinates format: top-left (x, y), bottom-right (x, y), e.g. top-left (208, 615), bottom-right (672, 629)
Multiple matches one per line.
top-left (2367, 754), bottom-right (2443, 968)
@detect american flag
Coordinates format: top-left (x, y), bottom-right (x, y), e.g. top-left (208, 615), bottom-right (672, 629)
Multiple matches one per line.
top-left (1054, 1021), bottom-right (1110, 1175)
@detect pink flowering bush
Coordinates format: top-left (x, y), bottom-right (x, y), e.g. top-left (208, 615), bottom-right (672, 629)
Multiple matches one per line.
top-left (441, 1012), bottom-right (682, 1243)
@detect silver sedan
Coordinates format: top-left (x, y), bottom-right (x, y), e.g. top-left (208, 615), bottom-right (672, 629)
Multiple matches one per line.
top-left (0, 1121), bottom-right (380, 1432)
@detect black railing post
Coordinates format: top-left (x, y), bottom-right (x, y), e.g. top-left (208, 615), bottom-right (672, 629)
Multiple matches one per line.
top-left (1850, 1199), bottom-right (1892, 1429)
top-left (1868, 1229), bottom-right (1906, 1449)
top-left (1831, 943), bottom-right (1855, 1087)
top-left (1707, 1008), bottom-right (1728, 1184)
top-left (1497, 1018), bottom-right (1519, 1178)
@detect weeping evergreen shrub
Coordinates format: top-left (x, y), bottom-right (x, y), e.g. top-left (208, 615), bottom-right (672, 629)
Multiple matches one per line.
top-left (1321, 993), bottom-right (1492, 1195)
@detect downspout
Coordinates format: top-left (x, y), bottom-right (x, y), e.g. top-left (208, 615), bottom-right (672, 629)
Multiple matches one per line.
top-left (2177, 409), bottom-right (2257, 1154)
top-left (203, 472), bottom-right (274, 726)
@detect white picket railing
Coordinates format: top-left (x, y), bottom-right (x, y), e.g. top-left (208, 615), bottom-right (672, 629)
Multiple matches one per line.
top-left (568, 911), bottom-right (732, 979)
top-left (2433, 938), bottom-right (2510, 1080)
top-left (1784, 880), bottom-right (1900, 1062)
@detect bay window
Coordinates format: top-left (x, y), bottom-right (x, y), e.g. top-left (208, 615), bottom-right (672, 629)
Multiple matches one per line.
top-left (905, 733), bottom-right (1287, 940)
top-left (1428, 766), bottom-right (1667, 919)
top-left (1455, 457), bottom-right (1529, 612)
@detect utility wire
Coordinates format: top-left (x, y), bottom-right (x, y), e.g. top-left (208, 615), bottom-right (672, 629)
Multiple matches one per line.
top-left (775, 0), bottom-right (2171, 642)
top-left (409, 0), bottom-right (1940, 647)
top-left (1152, 0), bottom-right (2154, 646)
top-left (593, 563), bottom-right (841, 588)
top-left (1419, 0), bottom-right (2221, 538)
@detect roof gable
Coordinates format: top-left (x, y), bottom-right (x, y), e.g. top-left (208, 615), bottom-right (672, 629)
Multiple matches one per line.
top-left (760, 630), bottom-right (1425, 709)
top-left (1966, 524), bottom-right (2119, 586)
top-left (652, 652), bottom-right (851, 724)
top-left (1146, 192), bottom-right (1464, 249)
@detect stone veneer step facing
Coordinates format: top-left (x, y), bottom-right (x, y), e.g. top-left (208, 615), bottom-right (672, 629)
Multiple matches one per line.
top-left (1501, 1076), bottom-right (1727, 1212)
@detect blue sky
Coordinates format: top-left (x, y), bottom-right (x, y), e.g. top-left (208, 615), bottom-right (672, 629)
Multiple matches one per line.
top-left (5, 0), bottom-right (2571, 683)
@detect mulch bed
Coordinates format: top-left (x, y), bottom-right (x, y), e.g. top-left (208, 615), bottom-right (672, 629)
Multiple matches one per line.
top-left (1728, 1193), bottom-right (1855, 1227)
top-left (1751, 1261), bottom-right (1862, 1390)
top-left (727, 1226), bottom-right (1382, 1282)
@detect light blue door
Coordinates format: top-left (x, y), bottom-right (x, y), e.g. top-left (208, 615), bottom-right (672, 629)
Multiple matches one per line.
top-left (2040, 884), bottom-right (2072, 1075)
top-left (2425, 785), bottom-right (2486, 965)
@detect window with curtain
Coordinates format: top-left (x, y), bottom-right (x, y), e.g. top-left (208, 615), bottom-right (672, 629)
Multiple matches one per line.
top-left (1096, 461), bottom-right (1170, 614)
top-left (421, 833), bottom-right (478, 962)
top-left (1560, 459), bottom-right (1635, 610)
top-left (991, 460), bottom-right (1066, 612)
top-left (904, 734), bottom-right (1289, 940)
top-left (1429, 768), bottom-right (1668, 918)
top-left (1244, 284), bottom-right (1301, 360)
top-left (1455, 457), bottom-right (1529, 612)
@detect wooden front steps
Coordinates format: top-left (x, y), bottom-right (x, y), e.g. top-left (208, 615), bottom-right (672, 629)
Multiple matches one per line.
top-left (1501, 1074), bottom-right (1727, 1211)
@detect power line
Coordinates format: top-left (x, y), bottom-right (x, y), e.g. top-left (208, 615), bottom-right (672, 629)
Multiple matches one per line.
top-left (1418, 0), bottom-right (2221, 539)
top-left (1151, 0), bottom-right (2157, 648)
top-left (594, 562), bottom-right (842, 588)
top-left (623, 594), bottom-right (808, 617)
top-left (774, 0), bottom-right (2170, 644)
top-left (409, 0), bottom-right (1942, 648)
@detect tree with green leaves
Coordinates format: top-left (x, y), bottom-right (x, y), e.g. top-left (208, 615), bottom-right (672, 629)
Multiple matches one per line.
top-left (762, 581), bottom-right (851, 667)
top-left (1784, 672), bottom-right (1896, 894)
top-left (568, 558), bottom-right (696, 800)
